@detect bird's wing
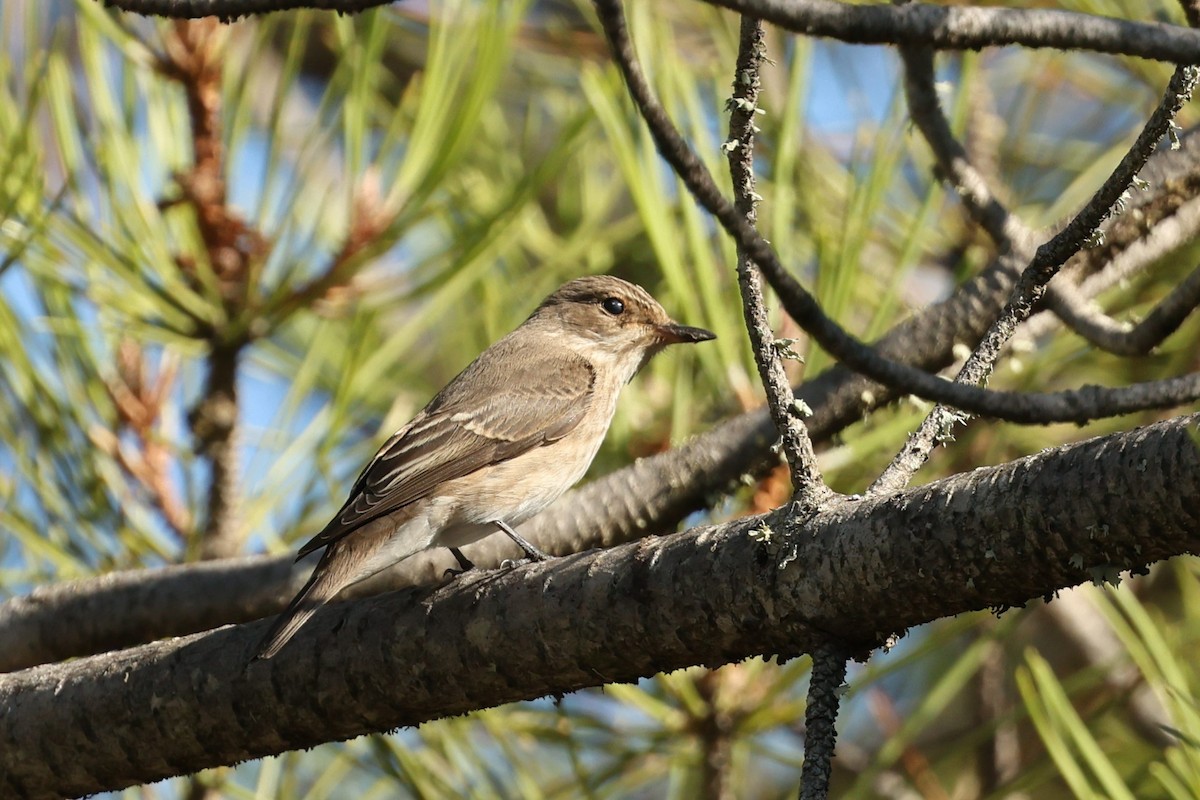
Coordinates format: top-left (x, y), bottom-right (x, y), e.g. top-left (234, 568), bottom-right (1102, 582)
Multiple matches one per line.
top-left (297, 342), bottom-right (596, 558)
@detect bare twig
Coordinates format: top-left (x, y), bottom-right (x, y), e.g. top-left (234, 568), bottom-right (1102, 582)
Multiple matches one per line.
top-left (799, 644), bottom-right (848, 800)
top-left (870, 39), bottom-right (1033, 494)
top-left (1030, 0), bottom-right (1200, 357)
top-left (897, 45), bottom-right (1035, 255)
top-left (103, 0), bottom-right (390, 22)
top-left (700, 1), bottom-right (1200, 66)
top-left (727, 18), bottom-right (839, 797)
top-left (1027, 190), bottom-right (1200, 342)
top-left (726, 16), bottom-right (829, 512)
top-left (1047, 264), bottom-right (1200, 355)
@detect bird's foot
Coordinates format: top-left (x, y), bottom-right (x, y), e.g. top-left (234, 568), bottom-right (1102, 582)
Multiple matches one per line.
top-left (443, 547), bottom-right (476, 579)
top-left (495, 521), bottom-right (551, 562)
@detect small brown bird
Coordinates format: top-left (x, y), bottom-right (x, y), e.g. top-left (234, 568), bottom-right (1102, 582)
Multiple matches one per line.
top-left (255, 275), bottom-right (715, 658)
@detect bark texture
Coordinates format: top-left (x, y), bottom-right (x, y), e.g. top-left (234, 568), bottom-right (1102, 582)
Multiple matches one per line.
top-left (3, 413), bottom-right (1198, 799)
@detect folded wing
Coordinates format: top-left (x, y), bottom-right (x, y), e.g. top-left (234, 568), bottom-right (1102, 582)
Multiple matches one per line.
top-left (298, 341), bottom-right (595, 558)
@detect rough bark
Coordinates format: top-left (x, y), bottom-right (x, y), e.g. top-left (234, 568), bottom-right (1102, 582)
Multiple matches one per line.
top-left (3, 412), bottom-right (1198, 799)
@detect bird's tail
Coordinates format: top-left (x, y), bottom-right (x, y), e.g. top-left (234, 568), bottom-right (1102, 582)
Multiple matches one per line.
top-left (253, 553), bottom-right (341, 661)
top-left (253, 514), bottom-right (432, 660)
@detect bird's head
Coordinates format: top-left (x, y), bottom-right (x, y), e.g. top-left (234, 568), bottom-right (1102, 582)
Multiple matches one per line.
top-left (531, 275), bottom-right (715, 379)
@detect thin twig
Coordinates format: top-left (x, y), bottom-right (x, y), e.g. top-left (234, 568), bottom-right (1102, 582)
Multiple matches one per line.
top-left (726, 16), bottom-right (829, 512)
top-left (1048, 264), bottom-right (1200, 355)
top-left (1035, 0), bottom-right (1200, 356)
top-left (1026, 191), bottom-right (1200, 342)
top-left (700, 0), bottom-right (1200, 66)
top-left (799, 644), bottom-right (849, 800)
top-left (103, 0), bottom-right (390, 22)
top-left (897, 44), bottom-right (1035, 256)
top-left (868, 39), bottom-right (1034, 493)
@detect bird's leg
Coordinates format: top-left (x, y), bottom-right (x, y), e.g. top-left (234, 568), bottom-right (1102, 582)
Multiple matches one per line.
top-left (495, 520), bottom-right (550, 566)
top-left (443, 547), bottom-right (476, 579)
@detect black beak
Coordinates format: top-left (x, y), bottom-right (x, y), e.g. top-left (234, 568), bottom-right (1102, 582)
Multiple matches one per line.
top-left (657, 322), bottom-right (717, 345)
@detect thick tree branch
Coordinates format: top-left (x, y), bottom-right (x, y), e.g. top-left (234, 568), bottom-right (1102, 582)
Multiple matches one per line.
top-left (3, 413), bottom-right (1199, 798)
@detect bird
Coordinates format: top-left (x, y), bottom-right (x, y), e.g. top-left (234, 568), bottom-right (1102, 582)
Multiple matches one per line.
top-left (254, 275), bottom-right (715, 659)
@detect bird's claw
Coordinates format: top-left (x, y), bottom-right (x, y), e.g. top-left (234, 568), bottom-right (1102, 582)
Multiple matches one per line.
top-left (444, 547), bottom-right (475, 579)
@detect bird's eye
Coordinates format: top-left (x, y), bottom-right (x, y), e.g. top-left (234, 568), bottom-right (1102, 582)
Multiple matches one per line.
top-left (601, 297), bottom-right (625, 316)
